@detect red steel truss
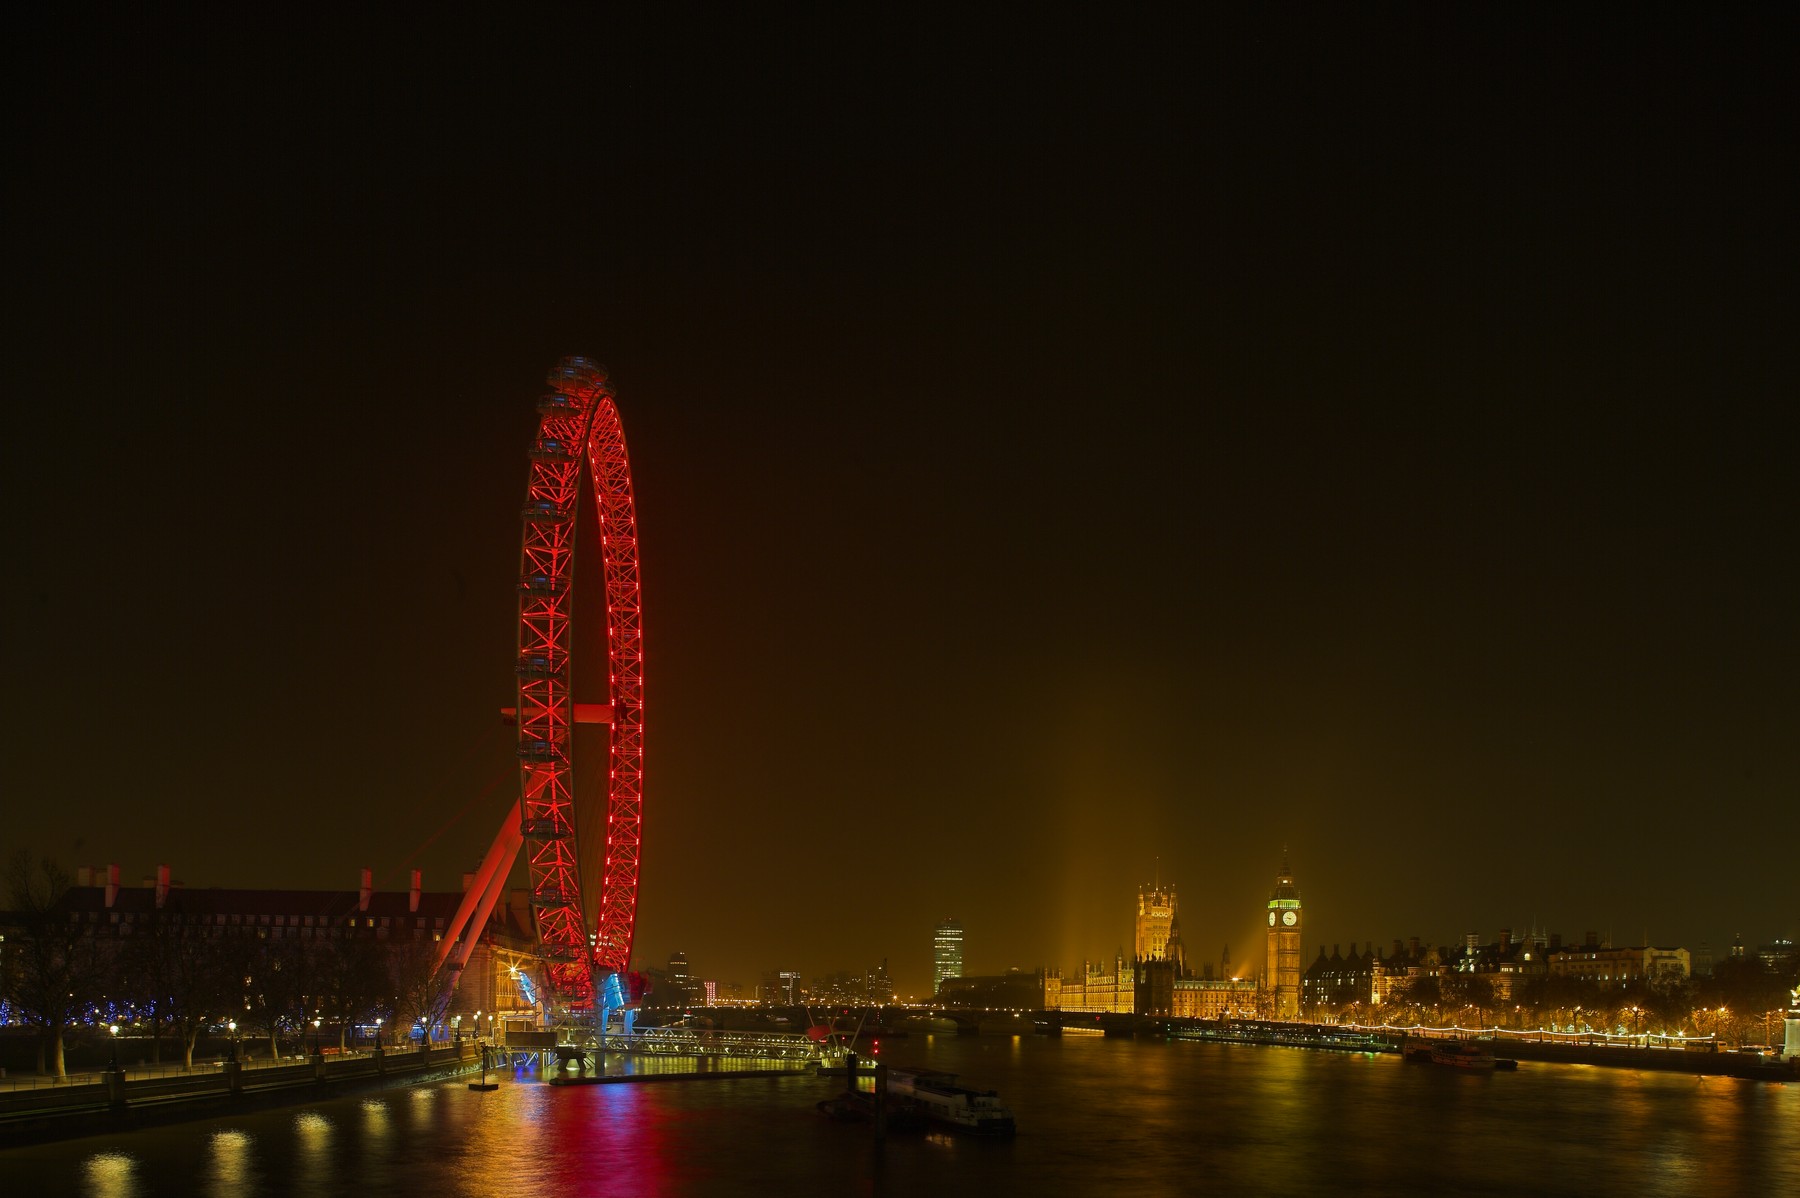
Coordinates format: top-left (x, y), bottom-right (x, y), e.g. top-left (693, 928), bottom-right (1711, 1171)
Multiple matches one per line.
top-left (516, 356), bottom-right (645, 1004)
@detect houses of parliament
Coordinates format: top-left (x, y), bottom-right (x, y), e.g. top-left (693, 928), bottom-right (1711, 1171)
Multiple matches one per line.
top-left (1050, 855), bottom-right (1302, 1018)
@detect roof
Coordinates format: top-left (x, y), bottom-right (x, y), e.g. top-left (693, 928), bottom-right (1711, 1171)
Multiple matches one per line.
top-left (38, 884), bottom-right (533, 939)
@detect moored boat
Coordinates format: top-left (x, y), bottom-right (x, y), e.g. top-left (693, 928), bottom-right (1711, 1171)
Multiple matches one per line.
top-left (1428, 1039), bottom-right (1497, 1070)
top-left (885, 1068), bottom-right (1016, 1136)
top-left (816, 1087), bottom-right (929, 1131)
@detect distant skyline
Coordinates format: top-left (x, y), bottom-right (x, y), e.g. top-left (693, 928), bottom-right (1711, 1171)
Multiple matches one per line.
top-left (4, 10), bottom-right (1794, 1002)
top-left (56, 854), bottom-right (1781, 1001)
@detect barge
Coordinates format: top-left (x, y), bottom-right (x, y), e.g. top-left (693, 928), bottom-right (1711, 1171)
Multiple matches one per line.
top-left (885, 1068), bottom-right (1016, 1136)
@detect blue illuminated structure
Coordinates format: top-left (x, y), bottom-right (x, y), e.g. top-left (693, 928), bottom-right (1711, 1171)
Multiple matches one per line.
top-left (599, 970), bottom-right (637, 1038)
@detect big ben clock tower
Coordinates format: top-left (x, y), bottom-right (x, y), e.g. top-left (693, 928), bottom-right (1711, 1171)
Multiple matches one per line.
top-left (1265, 851), bottom-right (1302, 1019)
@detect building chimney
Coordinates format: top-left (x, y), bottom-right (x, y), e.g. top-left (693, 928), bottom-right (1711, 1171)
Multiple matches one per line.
top-left (77, 865), bottom-right (93, 887)
top-left (155, 865), bottom-right (170, 909)
top-left (409, 870), bottom-right (421, 913)
top-left (359, 868), bottom-right (373, 913)
top-left (1408, 936), bottom-right (1421, 955)
top-left (105, 864), bottom-right (120, 909)
top-left (1584, 930), bottom-right (1598, 948)
top-left (1550, 932), bottom-right (1563, 951)
top-left (1500, 928), bottom-right (1512, 950)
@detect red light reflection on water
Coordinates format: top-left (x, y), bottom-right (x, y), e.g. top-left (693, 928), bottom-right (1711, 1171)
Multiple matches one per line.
top-left (459, 1083), bottom-right (686, 1197)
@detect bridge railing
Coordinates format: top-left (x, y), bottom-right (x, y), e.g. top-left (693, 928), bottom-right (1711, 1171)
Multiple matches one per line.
top-left (596, 1027), bottom-right (826, 1062)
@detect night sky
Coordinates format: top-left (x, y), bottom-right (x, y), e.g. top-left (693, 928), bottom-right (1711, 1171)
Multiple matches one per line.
top-left (4, 8), bottom-right (1794, 998)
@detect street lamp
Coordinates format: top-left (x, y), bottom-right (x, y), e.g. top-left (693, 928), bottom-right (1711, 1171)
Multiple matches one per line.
top-left (312, 1016), bottom-right (322, 1057)
top-left (108, 1024), bottom-right (120, 1073)
top-left (227, 1020), bottom-right (238, 1063)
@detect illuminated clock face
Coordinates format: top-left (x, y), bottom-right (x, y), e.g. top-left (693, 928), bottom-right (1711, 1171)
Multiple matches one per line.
top-left (1268, 911), bottom-right (1277, 926)
top-left (1282, 910), bottom-right (1298, 927)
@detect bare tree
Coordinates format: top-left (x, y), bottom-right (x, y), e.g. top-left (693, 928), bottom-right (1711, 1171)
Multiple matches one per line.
top-left (115, 910), bottom-right (181, 1064)
top-left (321, 935), bottom-right (389, 1050)
top-left (166, 928), bottom-right (236, 1070)
top-left (389, 938), bottom-right (454, 1043)
top-left (115, 899), bottom-right (238, 1069)
top-left (1441, 973), bottom-right (1497, 1025)
top-left (1391, 975), bottom-right (1443, 1024)
top-left (282, 935), bottom-right (335, 1054)
top-left (239, 935), bottom-right (333, 1060)
top-left (4, 851), bottom-right (103, 1079)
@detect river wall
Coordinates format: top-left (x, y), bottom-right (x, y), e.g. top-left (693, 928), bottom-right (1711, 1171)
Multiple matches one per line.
top-left (0, 1042), bottom-right (486, 1149)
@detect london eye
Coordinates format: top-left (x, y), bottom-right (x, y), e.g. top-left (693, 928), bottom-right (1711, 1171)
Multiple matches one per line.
top-left (436, 356), bottom-right (644, 1015)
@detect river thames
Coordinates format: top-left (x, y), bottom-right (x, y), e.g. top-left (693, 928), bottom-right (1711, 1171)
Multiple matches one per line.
top-left (4, 1034), bottom-right (1794, 1197)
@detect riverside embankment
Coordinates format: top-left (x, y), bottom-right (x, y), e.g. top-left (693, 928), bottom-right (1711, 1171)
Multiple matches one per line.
top-left (1048, 1013), bottom-right (1798, 1081)
top-left (0, 1041), bottom-right (486, 1148)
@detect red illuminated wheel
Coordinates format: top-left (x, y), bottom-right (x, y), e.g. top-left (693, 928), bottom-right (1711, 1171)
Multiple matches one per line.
top-left (515, 356), bottom-right (644, 1005)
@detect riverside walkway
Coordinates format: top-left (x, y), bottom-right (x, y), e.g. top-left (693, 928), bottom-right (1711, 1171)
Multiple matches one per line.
top-left (0, 1042), bottom-right (485, 1148)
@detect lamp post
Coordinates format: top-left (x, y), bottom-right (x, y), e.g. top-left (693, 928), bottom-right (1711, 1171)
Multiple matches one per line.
top-left (108, 1024), bottom-right (120, 1073)
top-left (227, 1020), bottom-right (238, 1064)
top-left (312, 1016), bottom-right (322, 1057)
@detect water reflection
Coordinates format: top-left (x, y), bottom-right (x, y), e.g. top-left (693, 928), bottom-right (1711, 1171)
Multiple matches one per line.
top-left (81, 1151), bottom-right (139, 1198)
top-left (207, 1129), bottom-right (257, 1197)
top-left (6, 1040), bottom-right (1797, 1198)
top-left (361, 1097), bottom-right (391, 1145)
top-left (293, 1111), bottom-right (334, 1194)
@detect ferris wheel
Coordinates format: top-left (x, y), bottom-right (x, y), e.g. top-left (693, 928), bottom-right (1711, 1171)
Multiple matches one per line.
top-left (436, 356), bottom-right (645, 1012)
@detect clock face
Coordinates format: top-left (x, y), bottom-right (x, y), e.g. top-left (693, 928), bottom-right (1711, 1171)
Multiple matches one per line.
top-left (1282, 910), bottom-right (1298, 927)
top-left (1267, 911), bottom-right (1277, 926)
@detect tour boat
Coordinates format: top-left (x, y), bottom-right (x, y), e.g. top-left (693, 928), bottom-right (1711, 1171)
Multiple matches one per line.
top-left (885, 1068), bottom-right (1017, 1136)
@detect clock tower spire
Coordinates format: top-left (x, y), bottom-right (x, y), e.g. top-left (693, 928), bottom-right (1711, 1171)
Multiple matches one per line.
top-left (1265, 849), bottom-right (1302, 1019)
